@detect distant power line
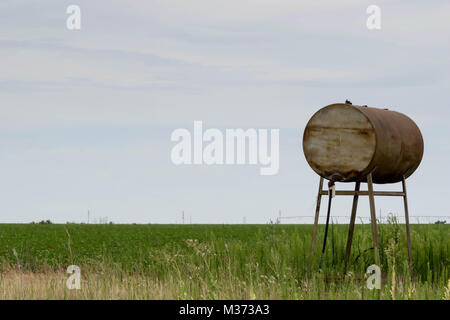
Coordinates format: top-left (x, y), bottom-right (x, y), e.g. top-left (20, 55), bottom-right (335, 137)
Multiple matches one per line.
top-left (277, 215), bottom-right (449, 224)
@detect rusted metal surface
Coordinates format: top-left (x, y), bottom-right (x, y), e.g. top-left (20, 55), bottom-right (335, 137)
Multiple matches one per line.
top-left (303, 103), bottom-right (424, 184)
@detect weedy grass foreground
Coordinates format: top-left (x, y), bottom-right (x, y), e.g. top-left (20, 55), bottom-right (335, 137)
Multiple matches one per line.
top-left (0, 265), bottom-right (447, 300)
top-left (0, 222), bottom-right (447, 299)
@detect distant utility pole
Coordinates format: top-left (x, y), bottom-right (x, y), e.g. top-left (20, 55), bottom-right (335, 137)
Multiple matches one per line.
top-left (182, 211), bottom-right (185, 224)
top-left (190, 216), bottom-right (192, 224)
top-left (88, 210), bottom-right (90, 224)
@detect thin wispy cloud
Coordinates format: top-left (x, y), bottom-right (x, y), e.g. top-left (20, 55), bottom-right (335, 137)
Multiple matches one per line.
top-left (0, 1), bottom-right (448, 223)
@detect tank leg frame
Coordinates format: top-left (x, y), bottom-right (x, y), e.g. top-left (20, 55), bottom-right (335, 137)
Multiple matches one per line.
top-left (344, 181), bottom-right (360, 274)
top-left (402, 176), bottom-right (414, 280)
top-left (308, 174), bottom-right (414, 281)
top-left (367, 173), bottom-right (381, 266)
top-left (308, 177), bottom-right (323, 273)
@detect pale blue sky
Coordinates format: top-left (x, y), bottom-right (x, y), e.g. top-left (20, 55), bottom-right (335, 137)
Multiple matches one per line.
top-left (0, 1), bottom-right (449, 223)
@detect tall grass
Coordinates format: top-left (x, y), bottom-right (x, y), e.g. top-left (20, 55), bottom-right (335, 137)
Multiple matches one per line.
top-left (0, 222), bottom-right (448, 299)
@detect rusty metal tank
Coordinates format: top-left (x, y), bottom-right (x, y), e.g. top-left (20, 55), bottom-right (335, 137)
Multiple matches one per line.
top-left (302, 103), bottom-right (424, 184)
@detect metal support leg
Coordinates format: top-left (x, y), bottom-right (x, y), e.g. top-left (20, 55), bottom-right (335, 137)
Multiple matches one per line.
top-left (367, 173), bottom-right (381, 266)
top-left (344, 181), bottom-right (360, 273)
top-left (402, 176), bottom-right (414, 280)
top-left (308, 177), bottom-right (323, 272)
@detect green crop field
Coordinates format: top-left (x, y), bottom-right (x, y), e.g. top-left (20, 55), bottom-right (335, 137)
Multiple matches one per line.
top-left (0, 219), bottom-right (448, 299)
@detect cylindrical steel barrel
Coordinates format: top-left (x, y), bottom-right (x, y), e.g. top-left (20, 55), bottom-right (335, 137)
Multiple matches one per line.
top-left (302, 103), bottom-right (424, 184)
